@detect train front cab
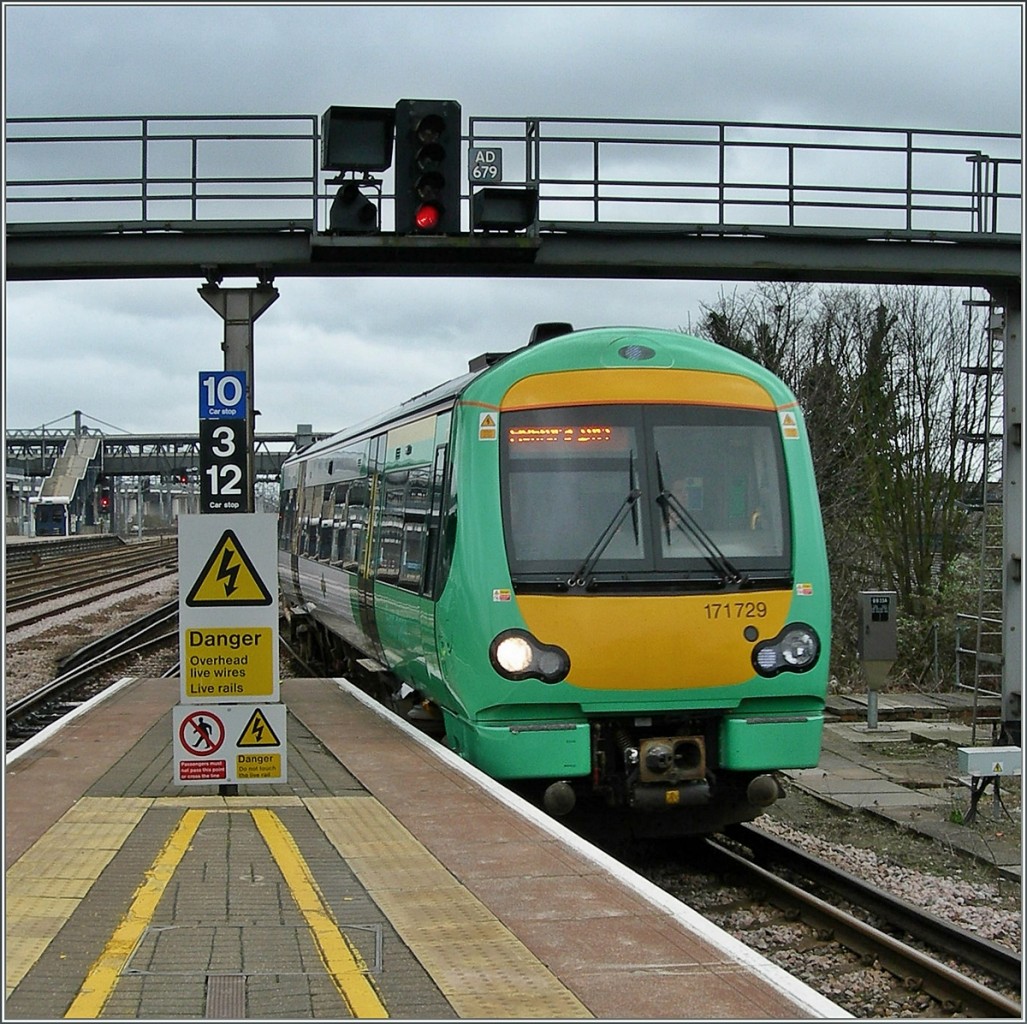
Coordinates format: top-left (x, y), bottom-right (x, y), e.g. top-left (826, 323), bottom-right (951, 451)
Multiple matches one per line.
top-left (436, 330), bottom-right (831, 832)
top-left (33, 501), bottom-right (68, 537)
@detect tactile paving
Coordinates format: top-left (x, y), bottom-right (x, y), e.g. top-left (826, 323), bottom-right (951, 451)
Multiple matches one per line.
top-left (306, 795), bottom-right (592, 1019)
top-left (4, 796), bottom-right (151, 996)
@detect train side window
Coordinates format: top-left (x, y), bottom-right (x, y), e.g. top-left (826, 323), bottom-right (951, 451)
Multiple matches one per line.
top-left (317, 484), bottom-right (335, 560)
top-left (330, 483), bottom-right (348, 565)
top-left (377, 466), bottom-right (430, 591)
top-left (376, 516), bottom-right (403, 582)
top-left (278, 488), bottom-right (297, 551)
top-left (287, 462), bottom-right (308, 555)
top-left (343, 478), bottom-right (368, 570)
top-left (398, 467), bottom-right (430, 591)
top-left (304, 483), bottom-right (324, 557)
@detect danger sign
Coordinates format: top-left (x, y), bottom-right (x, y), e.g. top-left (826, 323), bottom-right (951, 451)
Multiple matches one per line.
top-left (779, 410), bottom-right (800, 439)
top-left (479, 413), bottom-right (497, 440)
top-left (186, 529), bottom-right (273, 606)
top-left (238, 707), bottom-right (281, 746)
top-left (178, 513), bottom-right (279, 703)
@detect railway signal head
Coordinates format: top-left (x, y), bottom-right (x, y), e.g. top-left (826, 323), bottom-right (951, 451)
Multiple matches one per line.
top-left (328, 181), bottom-right (379, 234)
top-left (394, 99), bottom-right (462, 235)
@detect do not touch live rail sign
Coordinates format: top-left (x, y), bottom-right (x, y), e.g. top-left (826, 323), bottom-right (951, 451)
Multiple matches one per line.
top-left (173, 703), bottom-right (287, 784)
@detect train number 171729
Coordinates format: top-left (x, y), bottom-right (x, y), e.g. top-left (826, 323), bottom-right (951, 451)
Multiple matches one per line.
top-left (704, 601), bottom-right (768, 619)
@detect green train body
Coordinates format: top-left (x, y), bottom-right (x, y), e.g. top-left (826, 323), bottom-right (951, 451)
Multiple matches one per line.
top-left (279, 325), bottom-right (831, 835)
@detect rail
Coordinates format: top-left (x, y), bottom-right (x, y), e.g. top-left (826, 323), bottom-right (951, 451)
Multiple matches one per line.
top-left (707, 832), bottom-right (1022, 1017)
top-left (5, 113), bottom-right (1021, 236)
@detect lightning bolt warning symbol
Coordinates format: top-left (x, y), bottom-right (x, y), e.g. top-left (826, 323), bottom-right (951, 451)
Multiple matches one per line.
top-left (237, 708), bottom-right (281, 747)
top-left (185, 529), bottom-right (274, 607)
top-left (217, 547), bottom-right (241, 597)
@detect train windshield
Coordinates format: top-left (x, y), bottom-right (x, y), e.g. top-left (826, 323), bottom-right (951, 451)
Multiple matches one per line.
top-left (501, 404), bottom-right (791, 587)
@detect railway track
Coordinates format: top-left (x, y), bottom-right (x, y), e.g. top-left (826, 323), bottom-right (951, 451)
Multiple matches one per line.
top-left (5, 602), bottom-right (180, 752)
top-left (5, 539), bottom-right (177, 611)
top-left (705, 826), bottom-right (1021, 1018)
top-left (725, 821), bottom-right (1021, 987)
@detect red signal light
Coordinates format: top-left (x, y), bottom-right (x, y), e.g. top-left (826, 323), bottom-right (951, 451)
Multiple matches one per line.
top-left (414, 202), bottom-right (441, 231)
top-left (394, 99), bottom-right (461, 234)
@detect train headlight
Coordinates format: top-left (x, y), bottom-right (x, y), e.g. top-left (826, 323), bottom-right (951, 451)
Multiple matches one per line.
top-left (752, 623), bottom-right (820, 677)
top-left (489, 629), bottom-right (570, 684)
top-left (494, 634), bottom-right (533, 674)
top-left (781, 626), bottom-right (817, 667)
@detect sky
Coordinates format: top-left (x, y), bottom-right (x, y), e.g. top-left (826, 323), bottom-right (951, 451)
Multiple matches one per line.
top-left (3, 3), bottom-right (1024, 440)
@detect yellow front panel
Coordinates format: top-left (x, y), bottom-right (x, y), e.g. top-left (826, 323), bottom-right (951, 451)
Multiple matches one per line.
top-left (517, 591), bottom-right (792, 690)
top-left (501, 369), bottom-right (776, 411)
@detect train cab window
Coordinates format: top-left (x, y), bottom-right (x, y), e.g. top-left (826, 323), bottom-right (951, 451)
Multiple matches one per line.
top-left (652, 408), bottom-right (790, 572)
top-left (502, 407), bottom-right (645, 574)
top-left (501, 404), bottom-right (792, 587)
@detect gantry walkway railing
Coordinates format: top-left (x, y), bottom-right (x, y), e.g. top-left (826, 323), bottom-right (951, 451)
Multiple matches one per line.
top-left (6, 113), bottom-right (1020, 235)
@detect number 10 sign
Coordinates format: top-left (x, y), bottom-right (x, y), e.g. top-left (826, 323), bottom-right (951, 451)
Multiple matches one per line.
top-left (199, 372), bottom-right (248, 514)
top-left (200, 371), bottom-right (246, 420)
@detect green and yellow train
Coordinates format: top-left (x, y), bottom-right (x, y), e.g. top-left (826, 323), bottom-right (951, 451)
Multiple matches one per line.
top-left (279, 324), bottom-right (830, 835)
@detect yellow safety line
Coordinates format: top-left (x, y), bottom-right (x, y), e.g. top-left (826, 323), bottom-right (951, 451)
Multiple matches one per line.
top-left (251, 808), bottom-right (387, 1019)
top-left (64, 808), bottom-right (206, 1019)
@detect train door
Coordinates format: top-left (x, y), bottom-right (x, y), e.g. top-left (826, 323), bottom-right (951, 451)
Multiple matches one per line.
top-left (356, 433), bottom-right (387, 663)
top-left (418, 440), bottom-right (449, 671)
top-left (280, 460), bottom-right (304, 604)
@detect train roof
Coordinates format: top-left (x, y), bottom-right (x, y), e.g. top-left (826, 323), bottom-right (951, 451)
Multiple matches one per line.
top-left (284, 323), bottom-right (788, 465)
top-left (287, 366), bottom-right (480, 462)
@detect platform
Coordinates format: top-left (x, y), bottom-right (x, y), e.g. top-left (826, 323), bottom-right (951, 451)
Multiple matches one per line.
top-left (783, 719), bottom-right (1022, 881)
top-left (5, 676), bottom-right (846, 1020)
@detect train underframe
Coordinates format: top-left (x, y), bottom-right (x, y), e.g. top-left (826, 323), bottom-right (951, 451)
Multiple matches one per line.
top-left (284, 607), bottom-right (787, 837)
top-left (581, 716), bottom-right (785, 837)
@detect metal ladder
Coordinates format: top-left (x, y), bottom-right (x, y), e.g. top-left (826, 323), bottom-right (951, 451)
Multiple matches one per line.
top-left (956, 298), bottom-right (1005, 743)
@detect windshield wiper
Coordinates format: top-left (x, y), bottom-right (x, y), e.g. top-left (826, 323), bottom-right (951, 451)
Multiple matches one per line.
top-left (568, 487), bottom-right (641, 588)
top-left (655, 454), bottom-right (748, 588)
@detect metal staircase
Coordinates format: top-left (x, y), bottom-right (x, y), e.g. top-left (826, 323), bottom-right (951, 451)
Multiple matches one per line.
top-left (33, 434), bottom-right (103, 533)
top-left (37, 434), bottom-right (101, 502)
top-left (956, 299), bottom-right (1005, 743)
